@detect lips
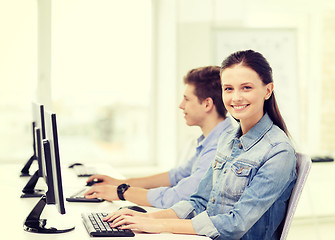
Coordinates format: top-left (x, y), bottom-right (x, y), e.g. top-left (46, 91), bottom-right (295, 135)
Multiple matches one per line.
top-left (232, 104), bottom-right (249, 111)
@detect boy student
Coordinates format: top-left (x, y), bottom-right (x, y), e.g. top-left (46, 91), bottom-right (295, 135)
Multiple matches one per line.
top-left (85, 66), bottom-right (233, 208)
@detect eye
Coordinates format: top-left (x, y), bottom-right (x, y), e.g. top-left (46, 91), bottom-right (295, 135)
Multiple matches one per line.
top-left (223, 87), bottom-right (233, 92)
top-left (243, 86), bottom-right (252, 90)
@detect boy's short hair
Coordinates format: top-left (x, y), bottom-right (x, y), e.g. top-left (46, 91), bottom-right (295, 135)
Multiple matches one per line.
top-left (184, 66), bottom-right (227, 118)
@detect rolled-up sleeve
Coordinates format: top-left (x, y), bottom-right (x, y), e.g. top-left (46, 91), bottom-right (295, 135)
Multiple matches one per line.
top-left (170, 200), bottom-right (196, 219)
top-left (170, 201), bottom-right (219, 239)
top-left (192, 211), bottom-right (220, 239)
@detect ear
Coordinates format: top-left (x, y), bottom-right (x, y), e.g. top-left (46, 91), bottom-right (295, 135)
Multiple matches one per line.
top-left (203, 97), bottom-right (214, 112)
top-left (265, 83), bottom-right (274, 100)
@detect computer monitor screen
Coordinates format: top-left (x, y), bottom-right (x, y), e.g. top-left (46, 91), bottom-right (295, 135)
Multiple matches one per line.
top-left (32, 103), bottom-right (46, 163)
top-left (43, 111), bottom-right (66, 214)
top-left (35, 127), bottom-right (46, 180)
top-left (42, 138), bottom-right (55, 204)
top-left (20, 102), bottom-right (46, 177)
top-left (32, 102), bottom-right (46, 138)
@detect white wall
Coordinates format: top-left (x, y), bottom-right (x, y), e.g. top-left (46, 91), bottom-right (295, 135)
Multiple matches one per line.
top-left (174, 0), bottom-right (335, 156)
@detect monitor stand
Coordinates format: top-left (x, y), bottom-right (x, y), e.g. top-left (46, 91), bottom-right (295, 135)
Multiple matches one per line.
top-left (20, 170), bottom-right (44, 198)
top-left (20, 155), bottom-right (37, 177)
top-left (23, 195), bottom-right (75, 234)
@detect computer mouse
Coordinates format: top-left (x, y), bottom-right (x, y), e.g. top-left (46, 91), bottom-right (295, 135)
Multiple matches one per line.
top-left (86, 179), bottom-right (103, 186)
top-left (68, 162), bottom-right (83, 168)
top-left (119, 205), bottom-right (147, 213)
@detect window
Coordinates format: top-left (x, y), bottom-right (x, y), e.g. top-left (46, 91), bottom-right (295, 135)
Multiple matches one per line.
top-left (50, 0), bottom-right (153, 166)
top-left (0, 0), bottom-right (37, 162)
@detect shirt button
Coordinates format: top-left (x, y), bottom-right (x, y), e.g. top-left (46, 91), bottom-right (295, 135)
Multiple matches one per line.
top-left (238, 142), bottom-right (242, 149)
top-left (236, 167), bottom-right (243, 174)
top-left (223, 169), bottom-right (227, 174)
top-left (211, 197), bottom-right (215, 203)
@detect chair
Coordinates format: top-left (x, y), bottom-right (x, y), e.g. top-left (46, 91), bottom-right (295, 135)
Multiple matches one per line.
top-left (280, 153), bottom-right (312, 240)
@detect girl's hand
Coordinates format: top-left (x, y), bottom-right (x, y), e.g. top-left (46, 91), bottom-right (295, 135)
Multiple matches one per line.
top-left (104, 209), bottom-right (164, 233)
top-left (103, 209), bottom-right (148, 222)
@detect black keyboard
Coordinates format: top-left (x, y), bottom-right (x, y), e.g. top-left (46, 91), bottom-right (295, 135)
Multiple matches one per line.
top-left (73, 165), bottom-right (97, 177)
top-left (66, 188), bottom-right (104, 202)
top-left (82, 212), bottom-right (134, 237)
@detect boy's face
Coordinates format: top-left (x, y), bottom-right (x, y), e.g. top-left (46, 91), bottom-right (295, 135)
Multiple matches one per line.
top-left (179, 84), bottom-right (206, 127)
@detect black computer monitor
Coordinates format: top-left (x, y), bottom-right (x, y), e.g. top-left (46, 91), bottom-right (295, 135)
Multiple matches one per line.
top-left (20, 128), bottom-right (46, 198)
top-left (20, 102), bottom-right (45, 177)
top-left (44, 111), bottom-right (66, 214)
top-left (23, 111), bottom-right (75, 233)
top-left (21, 104), bottom-right (47, 198)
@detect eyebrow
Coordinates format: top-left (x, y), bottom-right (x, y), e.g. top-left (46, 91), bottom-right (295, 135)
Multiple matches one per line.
top-left (222, 82), bottom-right (254, 86)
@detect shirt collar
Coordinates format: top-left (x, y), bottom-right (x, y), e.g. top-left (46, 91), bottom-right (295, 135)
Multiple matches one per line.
top-left (197, 117), bottom-right (233, 149)
top-left (232, 113), bottom-right (273, 151)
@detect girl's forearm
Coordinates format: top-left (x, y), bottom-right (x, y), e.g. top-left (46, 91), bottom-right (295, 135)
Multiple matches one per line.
top-left (148, 208), bottom-right (179, 219)
top-left (161, 219), bottom-right (196, 235)
top-left (148, 209), bottom-right (197, 234)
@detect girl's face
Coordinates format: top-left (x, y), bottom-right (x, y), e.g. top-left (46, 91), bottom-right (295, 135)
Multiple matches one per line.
top-left (221, 64), bottom-right (273, 134)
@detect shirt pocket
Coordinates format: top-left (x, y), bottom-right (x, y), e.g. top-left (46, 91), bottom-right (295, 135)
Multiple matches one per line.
top-left (224, 161), bottom-right (253, 199)
top-left (212, 154), bottom-right (229, 184)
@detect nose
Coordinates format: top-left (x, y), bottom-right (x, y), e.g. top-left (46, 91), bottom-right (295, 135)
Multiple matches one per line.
top-left (179, 100), bottom-right (185, 109)
top-left (232, 90), bottom-right (242, 102)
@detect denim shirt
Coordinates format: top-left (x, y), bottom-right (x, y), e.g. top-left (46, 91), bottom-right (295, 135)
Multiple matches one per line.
top-left (147, 118), bottom-right (233, 208)
top-left (171, 113), bottom-right (297, 240)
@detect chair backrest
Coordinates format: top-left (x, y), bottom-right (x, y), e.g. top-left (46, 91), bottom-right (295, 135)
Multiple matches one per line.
top-left (279, 153), bottom-right (312, 240)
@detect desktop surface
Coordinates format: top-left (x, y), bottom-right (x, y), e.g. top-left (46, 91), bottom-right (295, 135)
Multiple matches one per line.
top-left (0, 163), bottom-right (210, 240)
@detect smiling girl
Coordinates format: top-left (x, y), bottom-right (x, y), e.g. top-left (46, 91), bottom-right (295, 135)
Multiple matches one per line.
top-left (103, 50), bottom-right (297, 240)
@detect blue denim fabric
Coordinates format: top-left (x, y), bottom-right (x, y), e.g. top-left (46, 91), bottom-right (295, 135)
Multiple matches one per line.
top-left (147, 118), bottom-right (233, 208)
top-left (171, 113), bottom-right (297, 240)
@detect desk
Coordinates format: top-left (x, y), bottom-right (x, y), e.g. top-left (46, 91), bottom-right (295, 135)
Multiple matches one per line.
top-left (0, 163), bottom-right (209, 240)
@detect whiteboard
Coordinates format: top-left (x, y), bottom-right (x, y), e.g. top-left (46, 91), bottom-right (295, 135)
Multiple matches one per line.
top-left (213, 28), bottom-right (300, 144)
